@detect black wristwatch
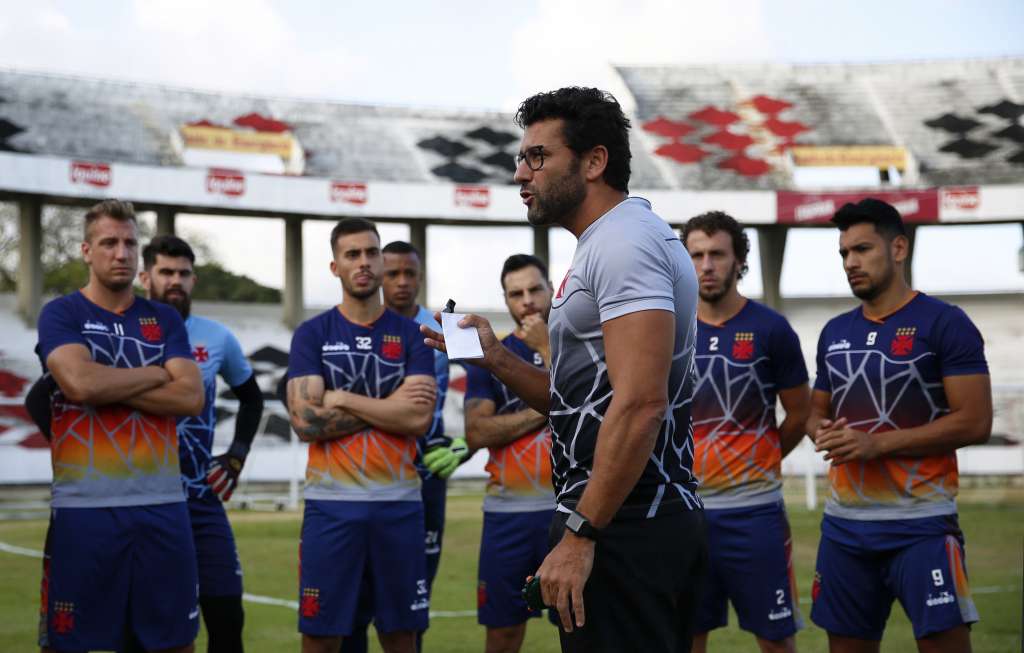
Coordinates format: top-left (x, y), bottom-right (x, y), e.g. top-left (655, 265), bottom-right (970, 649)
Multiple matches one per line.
top-left (565, 509), bottom-right (600, 541)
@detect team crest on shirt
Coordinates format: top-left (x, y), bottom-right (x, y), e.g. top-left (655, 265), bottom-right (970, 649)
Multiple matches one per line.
top-left (138, 317), bottom-right (163, 342)
top-left (300, 588), bottom-right (320, 618)
top-left (382, 335), bottom-right (403, 359)
top-left (890, 327), bottom-right (916, 356)
top-left (192, 345), bottom-right (209, 362)
top-left (52, 601), bottom-right (75, 634)
top-left (732, 332), bottom-right (755, 360)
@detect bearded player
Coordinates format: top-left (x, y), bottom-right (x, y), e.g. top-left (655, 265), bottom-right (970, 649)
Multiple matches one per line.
top-left (286, 217), bottom-right (436, 653)
top-left (683, 212), bottom-right (810, 653)
top-left (809, 199), bottom-right (991, 653)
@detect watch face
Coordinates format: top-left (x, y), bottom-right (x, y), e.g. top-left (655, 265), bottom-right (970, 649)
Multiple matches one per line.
top-left (566, 512), bottom-right (584, 532)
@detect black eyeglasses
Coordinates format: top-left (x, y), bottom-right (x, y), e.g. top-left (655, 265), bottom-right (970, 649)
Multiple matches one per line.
top-left (515, 146), bottom-right (546, 171)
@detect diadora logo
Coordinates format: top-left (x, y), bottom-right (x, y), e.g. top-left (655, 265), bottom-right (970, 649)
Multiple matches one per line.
top-left (768, 606), bottom-right (793, 621)
top-left (83, 320), bottom-right (109, 332)
top-left (925, 591), bottom-right (955, 607)
top-left (827, 339), bottom-right (851, 352)
top-left (355, 336), bottom-right (372, 351)
top-left (322, 342), bottom-right (351, 352)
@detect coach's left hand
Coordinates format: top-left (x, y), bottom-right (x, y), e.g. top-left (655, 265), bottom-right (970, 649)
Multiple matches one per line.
top-left (815, 419), bottom-right (879, 464)
top-left (536, 531), bottom-right (594, 633)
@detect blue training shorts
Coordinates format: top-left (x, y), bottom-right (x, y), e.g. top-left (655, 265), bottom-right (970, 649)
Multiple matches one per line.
top-left (189, 496), bottom-right (243, 597)
top-left (810, 513), bottom-right (979, 640)
top-left (695, 500), bottom-right (802, 640)
top-left (478, 508), bottom-right (558, 628)
top-left (299, 499), bottom-right (429, 637)
top-left (41, 503), bottom-right (199, 651)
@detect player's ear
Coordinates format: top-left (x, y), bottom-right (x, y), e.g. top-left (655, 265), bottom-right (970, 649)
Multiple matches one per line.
top-left (329, 260), bottom-right (339, 278)
top-left (890, 234), bottom-right (909, 263)
top-left (138, 268), bottom-right (150, 290)
top-left (583, 145), bottom-right (609, 183)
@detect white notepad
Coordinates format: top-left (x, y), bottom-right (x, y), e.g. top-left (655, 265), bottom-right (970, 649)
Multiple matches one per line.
top-left (440, 312), bottom-right (484, 360)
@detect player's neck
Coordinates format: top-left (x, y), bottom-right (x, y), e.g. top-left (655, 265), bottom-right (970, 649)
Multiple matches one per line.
top-left (81, 280), bottom-right (136, 315)
top-left (563, 187), bottom-right (628, 238)
top-left (388, 302), bottom-right (419, 320)
top-left (338, 293), bottom-right (385, 326)
top-left (698, 292), bottom-right (747, 326)
top-left (861, 278), bottom-right (915, 321)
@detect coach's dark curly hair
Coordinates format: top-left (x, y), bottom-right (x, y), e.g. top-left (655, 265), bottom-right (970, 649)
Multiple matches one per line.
top-left (514, 87), bottom-right (632, 193)
top-left (682, 211), bottom-right (750, 279)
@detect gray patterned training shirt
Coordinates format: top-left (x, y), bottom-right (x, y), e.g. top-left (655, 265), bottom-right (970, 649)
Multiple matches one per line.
top-left (548, 197), bottom-right (702, 520)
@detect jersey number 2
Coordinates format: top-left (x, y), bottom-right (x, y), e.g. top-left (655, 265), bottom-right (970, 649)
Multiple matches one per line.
top-left (709, 336), bottom-right (719, 352)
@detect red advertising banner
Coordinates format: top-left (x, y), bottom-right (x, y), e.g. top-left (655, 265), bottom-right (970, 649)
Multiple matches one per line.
top-left (776, 189), bottom-right (939, 224)
top-left (70, 161), bottom-right (112, 188)
top-left (206, 168), bottom-right (245, 197)
top-left (454, 185), bottom-right (490, 209)
top-left (330, 181), bottom-right (368, 205)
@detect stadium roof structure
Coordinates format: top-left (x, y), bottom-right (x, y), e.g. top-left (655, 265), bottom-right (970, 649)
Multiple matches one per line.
top-left (2, 62), bottom-right (1022, 327)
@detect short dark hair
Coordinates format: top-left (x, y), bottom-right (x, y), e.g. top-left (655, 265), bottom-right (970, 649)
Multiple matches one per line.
top-left (514, 87), bottom-right (632, 193)
top-left (831, 198), bottom-right (907, 240)
top-left (330, 217), bottom-right (380, 253)
top-left (84, 199), bottom-right (137, 241)
top-left (382, 240), bottom-right (421, 258)
top-left (500, 254), bottom-right (549, 290)
top-left (142, 235), bottom-right (196, 269)
top-left (681, 211), bottom-right (751, 279)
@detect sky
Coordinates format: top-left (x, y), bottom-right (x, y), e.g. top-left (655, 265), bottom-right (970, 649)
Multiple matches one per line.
top-left (2, 0), bottom-right (1024, 309)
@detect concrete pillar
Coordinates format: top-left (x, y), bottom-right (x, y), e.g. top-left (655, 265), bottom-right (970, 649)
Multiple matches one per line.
top-left (410, 222), bottom-right (427, 307)
top-left (16, 197), bottom-right (43, 327)
top-left (904, 225), bottom-right (917, 288)
top-left (155, 207), bottom-right (176, 235)
top-left (532, 225), bottom-right (550, 267)
top-left (757, 225), bottom-right (787, 312)
top-left (283, 217), bottom-right (304, 329)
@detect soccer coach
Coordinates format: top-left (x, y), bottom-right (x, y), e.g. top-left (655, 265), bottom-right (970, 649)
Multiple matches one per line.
top-left (422, 87), bottom-right (707, 653)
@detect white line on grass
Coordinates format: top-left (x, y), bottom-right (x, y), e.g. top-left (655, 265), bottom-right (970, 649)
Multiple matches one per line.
top-left (2, 541), bottom-right (1016, 616)
top-left (1, 540), bottom-right (478, 618)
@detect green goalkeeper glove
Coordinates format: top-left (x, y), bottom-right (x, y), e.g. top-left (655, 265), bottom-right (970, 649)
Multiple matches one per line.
top-left (423, 438), bottom-right (469, 479)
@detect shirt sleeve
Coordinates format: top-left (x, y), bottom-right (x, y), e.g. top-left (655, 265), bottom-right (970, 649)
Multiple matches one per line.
top-left (588, 223), bottom-right (678, 324)
top-left (159, 306), bottom-right (193, 362)
top-left (36, 298), bottom-right (85, 366)
top-left (933, 305), bottom-right (988, 377)
top-left (768, 317), bottom-right (809, 390)
top-left (812, 325), bottom-right (832, 393)
top-left (220, 329), bottom-right (254, 387)
top-left (464, 364), bottom-right (498, 403)
top-left (287, 321), bottom-right (323, 379)
top-left (404, 321), bottom-right (435, 378)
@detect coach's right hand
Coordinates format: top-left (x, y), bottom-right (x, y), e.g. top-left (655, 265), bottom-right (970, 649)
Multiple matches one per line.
top-left (421, 313), bottom-right (505, 370)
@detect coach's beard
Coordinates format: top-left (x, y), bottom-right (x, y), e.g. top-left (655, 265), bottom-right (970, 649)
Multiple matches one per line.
top-left (526, 171), bottom-right (585, 226)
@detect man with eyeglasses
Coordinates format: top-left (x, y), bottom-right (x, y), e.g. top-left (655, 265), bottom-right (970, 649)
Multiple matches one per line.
top-left (421, 87), bottom-right (707, 653)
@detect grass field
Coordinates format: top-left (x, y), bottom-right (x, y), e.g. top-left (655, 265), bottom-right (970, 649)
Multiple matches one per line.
top-left (1, 482), bottom-right (1021, 652)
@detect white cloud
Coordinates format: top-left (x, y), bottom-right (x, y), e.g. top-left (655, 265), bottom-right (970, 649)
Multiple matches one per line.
top-left (0, 0), bottom-right (367, 101)
top-left (504, 0), bottom-right (775, 109)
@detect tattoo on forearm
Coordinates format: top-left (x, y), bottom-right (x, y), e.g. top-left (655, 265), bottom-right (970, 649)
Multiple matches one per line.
top-left (296, 406), bottom-right (365, 440)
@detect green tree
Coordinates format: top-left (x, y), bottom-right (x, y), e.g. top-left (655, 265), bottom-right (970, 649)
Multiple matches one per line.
top-left (0, 203), bottom-right (281, 302)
